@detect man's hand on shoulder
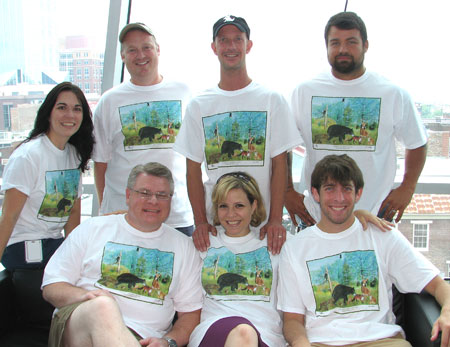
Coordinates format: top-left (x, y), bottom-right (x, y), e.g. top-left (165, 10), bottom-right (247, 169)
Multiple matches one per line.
top-left (260, 220), bottom-right (286, 255)
top-left (285, 188), bottom-right (316, 227)
top-left (192, 222), bottom-right (217, 252)
top-left (354, 210), bottom-right (394, 232)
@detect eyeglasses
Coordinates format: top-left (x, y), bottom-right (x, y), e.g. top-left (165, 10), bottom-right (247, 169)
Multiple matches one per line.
top-left (216, 172), bottom-right (252, 184)
top-left (129, 188), bottom-right (172, 201)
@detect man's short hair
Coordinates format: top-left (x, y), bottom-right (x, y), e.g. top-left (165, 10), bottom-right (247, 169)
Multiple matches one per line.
top-left (311, 154), bottom-right (364, 192)
top-left (127, 162), bottom-right (174, 194)
top-left (324, 12), bottom-right (367, 44)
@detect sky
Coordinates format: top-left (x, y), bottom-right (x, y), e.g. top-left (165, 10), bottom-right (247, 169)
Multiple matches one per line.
top-left (59, 0), bottom-right (450, 104)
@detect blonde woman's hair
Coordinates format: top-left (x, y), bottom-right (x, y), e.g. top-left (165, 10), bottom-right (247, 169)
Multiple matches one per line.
top-left (212, 172), bottom-right (266, 227)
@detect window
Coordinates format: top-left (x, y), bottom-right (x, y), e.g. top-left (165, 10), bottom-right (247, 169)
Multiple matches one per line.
top-left (2, 104), bottom-right (13, 131)
top-left (84, 67), bottom-right (89, 77)
top-left (412, 222), bottom-right (431, 250)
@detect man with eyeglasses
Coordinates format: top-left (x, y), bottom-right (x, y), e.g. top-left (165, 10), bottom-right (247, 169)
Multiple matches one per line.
top-left (42, 162), bottom-right (202, 347)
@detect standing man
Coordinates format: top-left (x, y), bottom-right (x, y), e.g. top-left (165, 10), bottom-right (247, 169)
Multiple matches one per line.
top-left (278, 155), bottom-right (450, 346)
top-left (286, 12), bottom-right (427, 227)
top-left (42, 163), bottom-right (203, 347)
top-left (174, 15), bottom-right (301, 254)
top-left (93, 22), bottom-right (194, 235)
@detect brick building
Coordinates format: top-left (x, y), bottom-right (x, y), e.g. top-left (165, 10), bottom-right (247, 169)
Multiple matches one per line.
top-left (398, 194), bottom-right (450, 277)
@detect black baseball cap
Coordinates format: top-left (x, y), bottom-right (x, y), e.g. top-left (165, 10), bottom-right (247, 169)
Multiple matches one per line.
top-left (119, 22), bottom-right (154, 43)
top-left (213, 15), bottom-right (250, 41)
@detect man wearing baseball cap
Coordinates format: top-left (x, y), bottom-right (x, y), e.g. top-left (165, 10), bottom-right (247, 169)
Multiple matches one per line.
top-left (93, 23), bottom-right (194, 236)
top-left (174, 16), bottom-right (300, 255)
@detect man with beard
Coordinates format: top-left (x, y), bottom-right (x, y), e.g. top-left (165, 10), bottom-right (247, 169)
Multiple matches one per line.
top-left (285, 12), bottom-right (427, 229)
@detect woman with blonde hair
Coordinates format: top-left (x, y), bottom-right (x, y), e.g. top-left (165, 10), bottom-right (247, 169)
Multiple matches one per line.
top-left (189, 171), bottom-right (284, 347)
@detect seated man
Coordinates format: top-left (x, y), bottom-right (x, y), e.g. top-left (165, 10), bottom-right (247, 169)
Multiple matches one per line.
top-left (278, 154), bottom-right (450, 347)
top-left (42, 162), bottom-right (202, 347)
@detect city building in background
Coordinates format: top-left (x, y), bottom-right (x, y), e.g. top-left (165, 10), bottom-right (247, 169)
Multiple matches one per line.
top-left (59, 36), bottom-right (104, 95)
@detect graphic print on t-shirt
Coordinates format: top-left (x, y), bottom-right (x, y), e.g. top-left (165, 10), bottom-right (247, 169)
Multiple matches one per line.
top-left (96, 242), bottom-right (174, 305)
top-left (202, 246), bottom-right (272, 302)
top-left (311, 97), bottom-right (380, 151)
top-left (306, 250), bottom-right (379, 316)
top-left (119, 100), bottom-right (182, 151)
top-left (37, 169), bottom-right (80, 222)
top-left (202, 111), bottom-right (267, 170)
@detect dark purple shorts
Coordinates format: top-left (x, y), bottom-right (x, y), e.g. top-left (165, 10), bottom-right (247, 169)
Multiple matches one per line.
top-left (198, 316), bottom-right (268, 347)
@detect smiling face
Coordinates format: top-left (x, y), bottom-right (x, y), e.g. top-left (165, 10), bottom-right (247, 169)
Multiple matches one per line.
top-left (121, 30), bottom-right (160, 86)
top-left (217, 188), bottom-right (257, 238)
top-left (326, 26), bottom-right (368, 80)
top-left (47, 91), bottom-right (83, 149)
top-left (125, 173), bottom-right (172, 232)
top-left (211, 25), bottom-right (253, 72)
top-left (313, 178), bottom-right (362, 233)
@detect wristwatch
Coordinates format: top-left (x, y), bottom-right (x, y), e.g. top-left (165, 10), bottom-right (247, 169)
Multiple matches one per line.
top-left (163, 336), bottom-right (178, 347)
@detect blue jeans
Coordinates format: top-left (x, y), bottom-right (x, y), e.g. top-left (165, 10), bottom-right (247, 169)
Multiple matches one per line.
top-left (1, 238), bottom-right (64, 270)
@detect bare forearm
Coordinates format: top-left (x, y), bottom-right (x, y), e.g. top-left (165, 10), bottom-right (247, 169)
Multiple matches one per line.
top-left (401, 145), bottom-right (427, 192)
top-left (269, 152), bottom-right (287, 222)
top-left (186, 159), bottom-right (208, 225)
top-left (287, 151), bottom-right (295, 190)
top-left (94, 162), bottom-right (107, 207)
top-left (426, 276), bottom-right (450, 312)
top-left (165, 310), bottom-right (201, 346)
top-left (42, 282), bottom-right (90, 308)
top-left (0, 189), bottom-right (28, 259)
top-left (283, 314), bottom-right (310, 347)
top-left (64, 199), bottom-right (80, 237)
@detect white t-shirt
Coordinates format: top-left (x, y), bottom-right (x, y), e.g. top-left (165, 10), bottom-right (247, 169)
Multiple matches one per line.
top-left (277, 219), bottom-right (438, 345)
top-left (42, 214), bottom-right (203, 339)
top-left (174, 82), bottom-right (301, 222)
top-left (93, 79), bottom-right (193, 228)
top-left (291, 70), bottom-right (428, 220)
top-left (188, 227), bottom-right (285, 347)
top-left (1, 135), bottom-right (82, 246)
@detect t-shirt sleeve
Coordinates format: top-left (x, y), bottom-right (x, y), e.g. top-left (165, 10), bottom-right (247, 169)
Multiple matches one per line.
top-left (1, 151), bottom-right (37, 196)
top-left (42, 221), bottom-right (89, 287)
top-left (392, 89), bottom-right (427, 149)
top-left (381, 229), bottom-right (438, 294)
top-left (290, 85), bottom-right (306, 147)
top-left (172, 240), bottom-right (203, 312)
top-left (92, 99), bottom-right (112, 162)
top-left (277, 242), bottom-right (307, 315)
top-left (173, 101), bottom-right (205, 163)
top-left (270, 94), bottom-right (302, 158)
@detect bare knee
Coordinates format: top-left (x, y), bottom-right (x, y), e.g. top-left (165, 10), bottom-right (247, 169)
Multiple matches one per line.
top-left (225, 324), bottom-right (258, 346)
top-left (63, 296), bottom-right (126, 346)
top-left (64, 297), bottom-right (120, 336)
top-left (81, 295), bottom-right (119, 317)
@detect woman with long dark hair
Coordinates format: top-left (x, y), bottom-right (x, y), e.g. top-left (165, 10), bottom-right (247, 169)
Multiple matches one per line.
top-left (0, 81), bottom-right (94, 269)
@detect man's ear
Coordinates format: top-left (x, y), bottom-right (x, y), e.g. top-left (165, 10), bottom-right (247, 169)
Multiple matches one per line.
top-left (246, 39), bottom-right (253, 54)
top-left (211, 41), bottom-right (218, 56)
top-left (312, 187), bottom-right (320, 203)
top-left (363, 40), bottom-right (369, 53)
top-left (125, 188), bottom-right (131, 206)
top-left (355, 188), bottom-right (363, 203)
